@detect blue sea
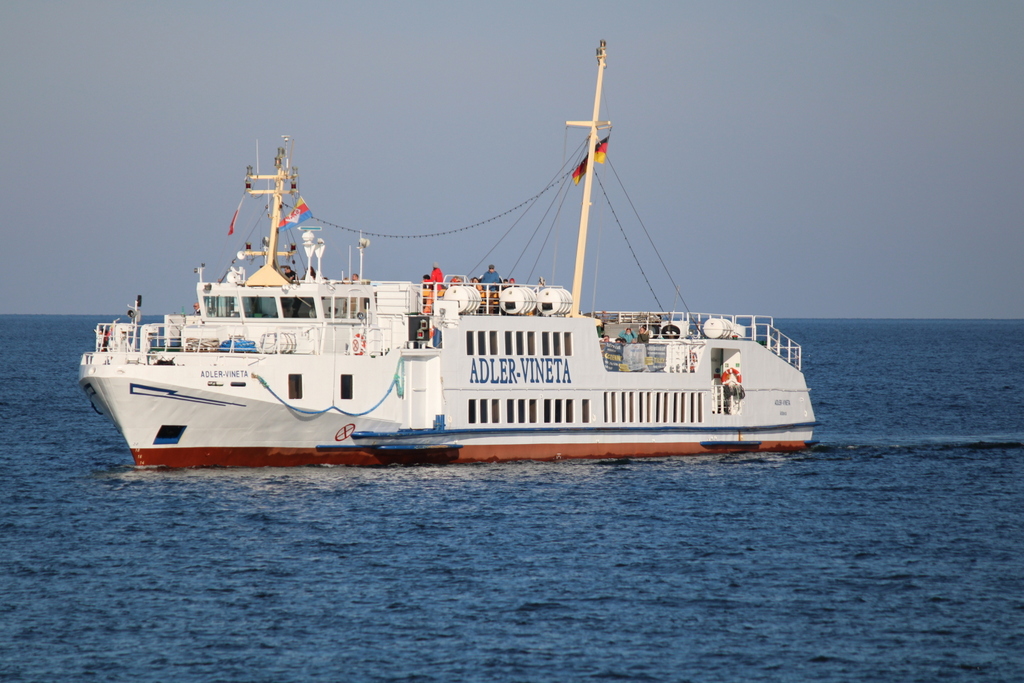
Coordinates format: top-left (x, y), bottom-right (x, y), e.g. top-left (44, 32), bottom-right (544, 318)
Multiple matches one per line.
top-left (1, 316), bottom-right (1022, 682)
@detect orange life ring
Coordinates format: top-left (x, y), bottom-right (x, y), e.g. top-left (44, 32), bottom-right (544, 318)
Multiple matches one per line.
top-left (721, 367), bottom-right (742, 385)
top-left (352, 333), bottom-right (365, 356)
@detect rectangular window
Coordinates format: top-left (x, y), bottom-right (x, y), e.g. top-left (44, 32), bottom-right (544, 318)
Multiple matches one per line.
top-left (527, 332), bottom-right (536, 356)
top-left (288, 374), bottom-right (302, 400)
top-left (282, 297), bottom-right (316, 318)
top-left (542, 332), bottom-right (550, 356)
top-left (340, 375), bottom-right (353, 400)
top-left (544, 398), bottom-right (552, 423)
top-left (504, 331), bottom-right (513, 356)
top-left (242, 296), bottom-right (279, 318)
top-left (506, 399), bottom-right (515, 424)
top-left (553, 333), bottom-right (561, 356)
top-left (563, 333), bottom-right (573, 357)
top-left (516, 331), bottom-right (524, 356)
top-left (554, 399), bottom-right (562, 424)
top-left (479, 399), bottom-right (488, 424)
top-left (565, 399), bottom-right (574, 424)
top-left (529, 399), bottom-right (538, 424)
top-left (350, 297), bottom-right (370, 319)
top-left (477, 331), bottom-right (486, 357)
top-left (489, 331), bottom-right (499, 356)
top-left (203, 295), bottom-right (240, 318)
top-left (491, 399), bottom-right (500, 424)
top-left (468, 400), bottom-right (477, 424)
top-left (325, 296), bottom-right (348, 319)
top-left (517, 399), bottom-right (526, 424)
top-left (582, 399), bottom-right (591, 424)
top-left (466, 331), bottom-right (474, 355)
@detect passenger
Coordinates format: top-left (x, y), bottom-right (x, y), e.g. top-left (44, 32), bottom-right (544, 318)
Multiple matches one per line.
top-left (421, 274), bottom-right (435, 314)
top-left (282, 265), bottom-right (297, 282)
top-left (636, 325), bottom-right (650, 344)
top-left (480, 266), bottom-right (500, 314)
top-left (622, 327), bottom-right (637, 344)
top-left (430, 262), bottom-right (444, 283)
top-left (480, 264), bottom-right (501, 284)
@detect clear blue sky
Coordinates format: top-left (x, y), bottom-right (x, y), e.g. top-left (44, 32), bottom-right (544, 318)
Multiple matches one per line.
top-left (2, 1), bottom-right (1022, 317)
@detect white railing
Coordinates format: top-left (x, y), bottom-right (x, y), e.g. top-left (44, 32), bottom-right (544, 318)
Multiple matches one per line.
top-left (92, 321), bottom-right (326, 358)
top-left (591, 311), bottom-right (802, 369)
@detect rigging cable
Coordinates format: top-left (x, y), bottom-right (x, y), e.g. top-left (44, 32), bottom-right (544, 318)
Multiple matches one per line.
top-left (606, 159), bottom-right (691, 314)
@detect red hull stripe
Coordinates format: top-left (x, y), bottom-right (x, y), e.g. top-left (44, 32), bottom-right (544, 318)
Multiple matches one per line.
top-left (131, 441), bottom-right (811, 468)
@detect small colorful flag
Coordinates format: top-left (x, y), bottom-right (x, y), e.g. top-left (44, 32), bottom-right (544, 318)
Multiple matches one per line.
top-left (593, 136), bottom-right (609, 164)
top-left (278, 196), bottom-right (312, 230)
top-left (227, 197), bottom-right (243, 236)
top-left (572, 136), bottom-right (610, 184)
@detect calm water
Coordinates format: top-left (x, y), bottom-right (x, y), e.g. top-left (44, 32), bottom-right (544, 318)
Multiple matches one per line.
top-left (1, 316), bottom-right (1022, 682)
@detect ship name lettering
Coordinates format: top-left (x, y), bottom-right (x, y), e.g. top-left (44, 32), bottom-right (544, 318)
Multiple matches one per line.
top-left (199, 370), bottom-right (250, 379)
top-left (469, 357), bottom-right (571, 384)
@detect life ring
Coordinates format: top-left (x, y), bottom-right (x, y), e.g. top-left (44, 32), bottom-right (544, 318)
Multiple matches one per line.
top-left (352, 333), bottom-right (365, 356)
top-left (721, 367), bottom-right (742, 385)
top-left (661, 324), bottom-right (680, 340)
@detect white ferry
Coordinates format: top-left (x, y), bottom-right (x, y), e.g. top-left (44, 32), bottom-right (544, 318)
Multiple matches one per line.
top-left (79, 42), bottom-right (816, 467)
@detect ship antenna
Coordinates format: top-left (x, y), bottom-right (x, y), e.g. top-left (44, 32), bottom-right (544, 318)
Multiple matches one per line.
top-left (565, 40), bottom-right (611, 317)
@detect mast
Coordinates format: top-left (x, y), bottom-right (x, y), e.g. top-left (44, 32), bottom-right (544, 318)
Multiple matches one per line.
top-left (242, 141), bottom-right (298, 286)
top-left (566, 40), bottom-right (611, 317)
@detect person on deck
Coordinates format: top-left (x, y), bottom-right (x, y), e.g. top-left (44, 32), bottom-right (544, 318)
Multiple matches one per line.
top-left (621, 327), bottom-right (637, 344)
top-left (480, 265), bottom-right (500, 313)
top-left (636, 325), bottom-right (650, 344)
top-left (421, 275), bottom-right (435, 314)
top-left (430, 263), bottom-right (444, 283)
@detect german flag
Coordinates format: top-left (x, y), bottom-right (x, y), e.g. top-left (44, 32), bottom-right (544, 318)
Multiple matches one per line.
top-left (572, 136), bottom-right (610, 184)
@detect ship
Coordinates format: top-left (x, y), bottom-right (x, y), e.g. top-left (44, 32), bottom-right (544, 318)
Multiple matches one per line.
top-left (79, 41), bottom-right (816, 467)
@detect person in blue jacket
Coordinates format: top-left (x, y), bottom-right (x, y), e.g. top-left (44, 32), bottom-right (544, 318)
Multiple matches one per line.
top-left (480, 264), bottom-right (500, 284)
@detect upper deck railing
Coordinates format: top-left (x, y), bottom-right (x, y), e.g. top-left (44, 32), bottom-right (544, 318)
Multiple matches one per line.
top-left (591, 310), bottom-right (802, 370)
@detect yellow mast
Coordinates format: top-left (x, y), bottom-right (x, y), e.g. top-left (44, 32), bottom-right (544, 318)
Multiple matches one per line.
top-left (242, 142), bottom-right (298, 286)
top-left (566, 40), bottom-right (611, 317)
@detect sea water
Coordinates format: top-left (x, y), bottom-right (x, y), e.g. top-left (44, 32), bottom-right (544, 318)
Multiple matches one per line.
top-left (1, 316), bottom-right (1022, 682)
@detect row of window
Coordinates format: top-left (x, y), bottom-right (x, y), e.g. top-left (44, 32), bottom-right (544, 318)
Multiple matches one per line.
top-left (287, 374), bottom-right (355, 401)
top-left (468, 398), bottom-right (592, 425)
top-left (603, 391), bottom-right (705, 424)
top-left (203, 295), bottom-right (371, 320)
top-left (466, 330), bottom-right (573, 357)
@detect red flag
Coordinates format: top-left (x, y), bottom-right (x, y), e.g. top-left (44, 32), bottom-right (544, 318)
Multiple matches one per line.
top-left (228, 197), bottom-right (243, 235)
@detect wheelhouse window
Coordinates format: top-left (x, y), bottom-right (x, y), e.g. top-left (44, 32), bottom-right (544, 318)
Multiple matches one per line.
top-left (320, 296), bottom-right (370, 320)
top-left (203, 295), bottom-right (240, 318)
top-left (242, 296), bottom-right (279, 318)
top-left (282, 297), bottom-right (317, 318)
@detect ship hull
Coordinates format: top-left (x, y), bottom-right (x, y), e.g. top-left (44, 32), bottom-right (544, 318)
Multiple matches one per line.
top-left (130, 438), bottom-right (814, 468)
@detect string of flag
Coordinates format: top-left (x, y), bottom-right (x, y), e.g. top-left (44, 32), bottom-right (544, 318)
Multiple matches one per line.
top-left (296, 172), bottom-right (571, 239)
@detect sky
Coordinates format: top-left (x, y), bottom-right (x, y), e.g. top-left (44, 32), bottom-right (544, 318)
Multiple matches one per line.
top-left (2, 1), bottom-right (1022, 318)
